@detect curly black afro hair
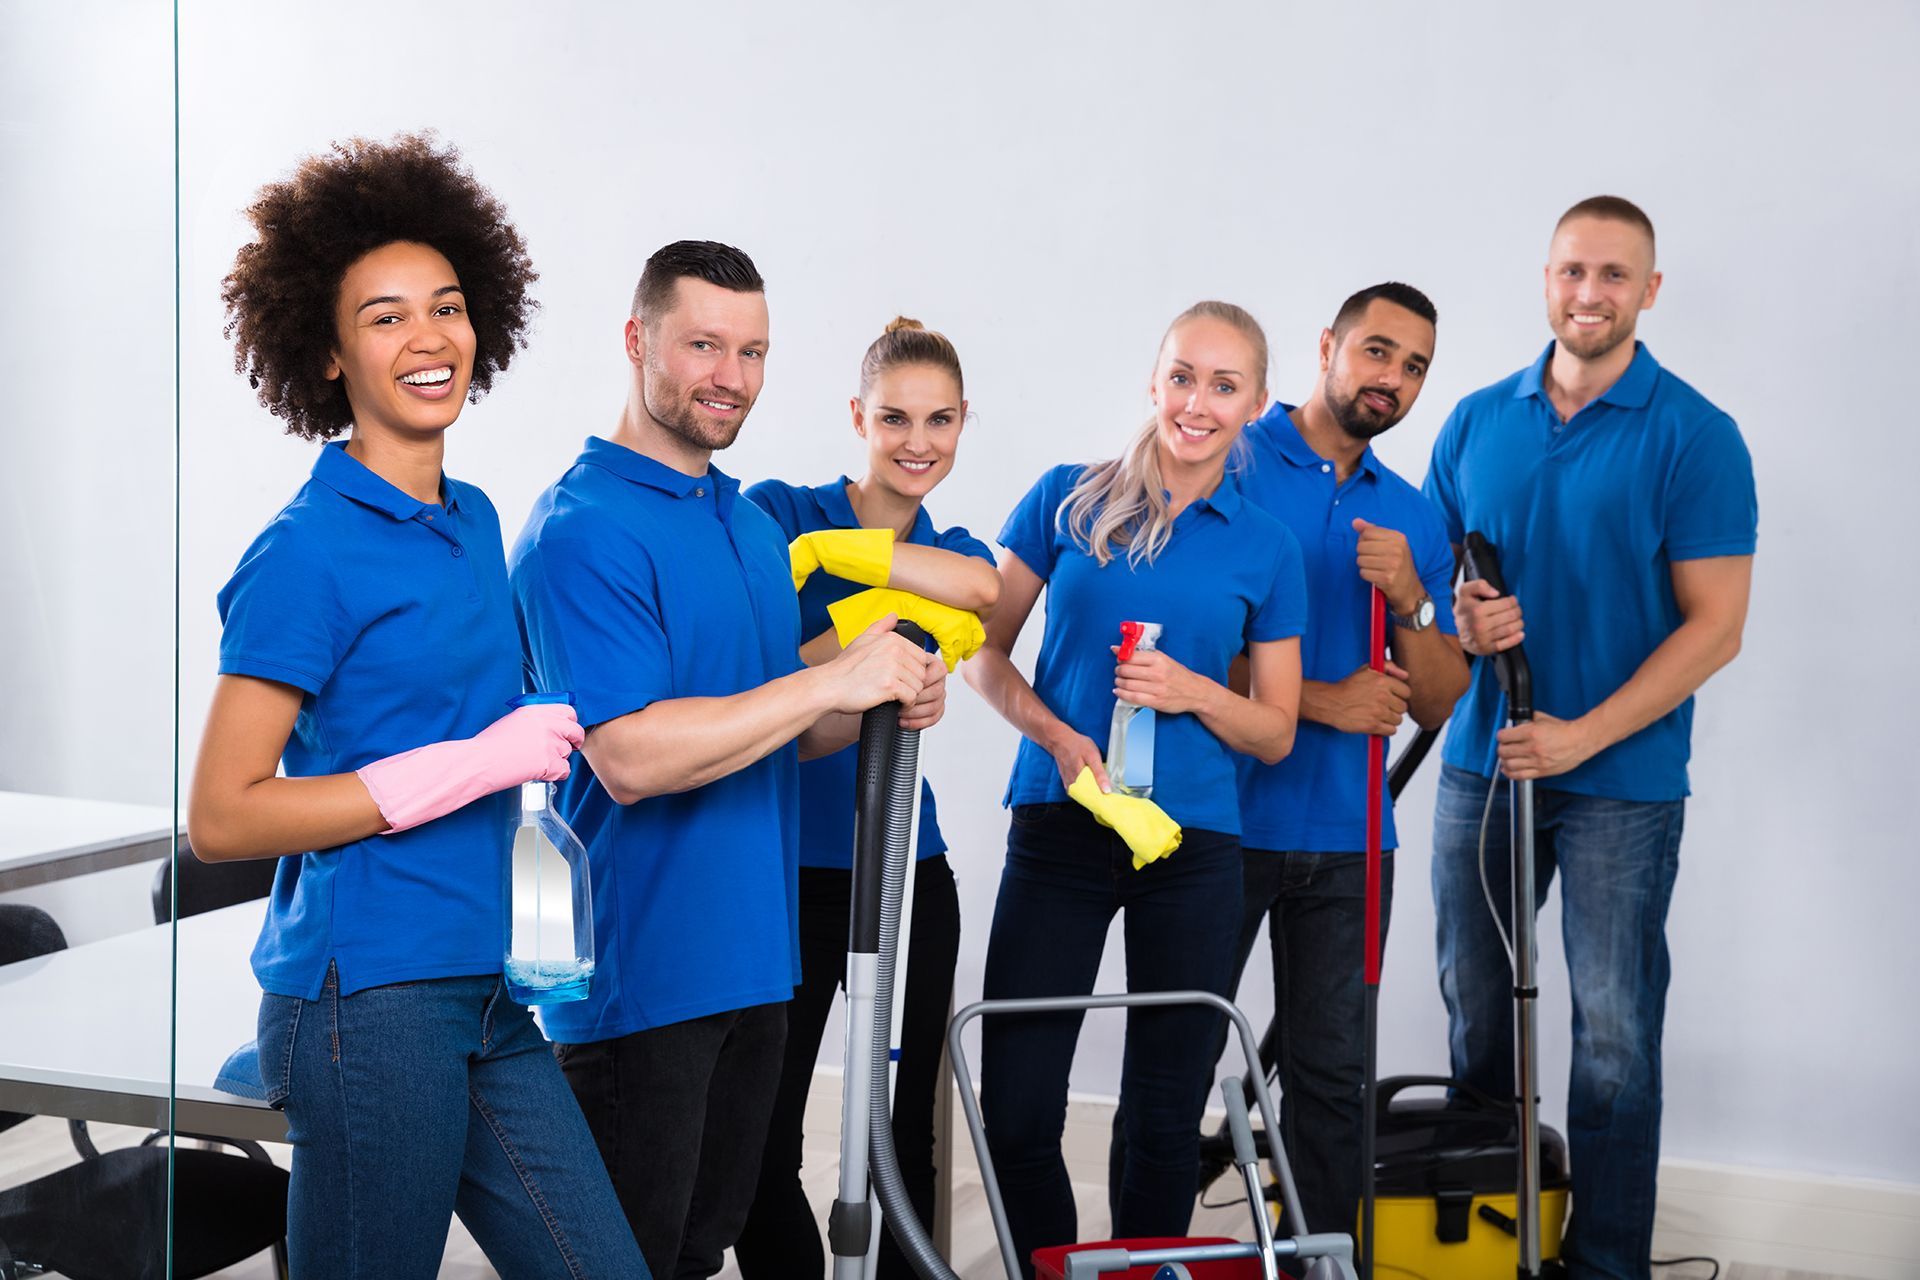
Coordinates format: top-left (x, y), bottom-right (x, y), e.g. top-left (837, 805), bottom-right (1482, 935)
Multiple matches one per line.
top-left (222, 132), bottom-right (538, 441)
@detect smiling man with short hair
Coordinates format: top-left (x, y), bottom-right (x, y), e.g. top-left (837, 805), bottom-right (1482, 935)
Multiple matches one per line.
top-left (508, 240), bottom-right (946, 1279)
top-left (1422, 198), bottom-right (1757, 1280)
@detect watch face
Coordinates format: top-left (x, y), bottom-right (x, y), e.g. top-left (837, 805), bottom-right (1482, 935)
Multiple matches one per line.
top-left (1417, 597), bottom-right (1436, 627)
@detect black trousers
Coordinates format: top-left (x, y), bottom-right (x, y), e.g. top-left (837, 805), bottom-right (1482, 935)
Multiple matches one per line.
top-left (1225, 848), bottom-right (1394, 1242)
top-left (734, 855), bottom-right (962, 1279)
top-left (555, 1000), bottom-right (788, 1280)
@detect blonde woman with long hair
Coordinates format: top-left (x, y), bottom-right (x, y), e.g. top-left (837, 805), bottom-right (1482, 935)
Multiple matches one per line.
top-left (964, 301), bottom-right (1307, 1274)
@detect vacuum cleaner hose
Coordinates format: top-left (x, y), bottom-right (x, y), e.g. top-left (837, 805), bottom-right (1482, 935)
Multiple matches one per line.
top-left (855, 627), bottom-right (962, 1280)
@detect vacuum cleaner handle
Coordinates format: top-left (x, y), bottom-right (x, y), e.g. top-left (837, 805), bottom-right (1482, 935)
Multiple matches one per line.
top-left (1462, 532), bottom-right (1533, 723)
top-left (1385, 728), bottom-right (1438, 801)
top-left (848, 621), bottom-right (934, 955)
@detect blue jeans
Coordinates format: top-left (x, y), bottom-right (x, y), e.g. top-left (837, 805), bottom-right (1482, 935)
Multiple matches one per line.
top-left (1432, 764), bottom-right (1684, 1280)
top-left (981, 803), bottom-right (1242, 1278)
top-left (256, 965), bottom-right (649, 1279)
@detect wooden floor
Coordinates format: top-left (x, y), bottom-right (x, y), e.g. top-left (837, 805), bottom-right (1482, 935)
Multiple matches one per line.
top-left (0, 1105), bottom-right (1864, 1279)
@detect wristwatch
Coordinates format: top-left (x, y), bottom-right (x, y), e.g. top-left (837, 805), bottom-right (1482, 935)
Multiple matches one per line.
top-left (1390, 593), bottom-right (1436, 632)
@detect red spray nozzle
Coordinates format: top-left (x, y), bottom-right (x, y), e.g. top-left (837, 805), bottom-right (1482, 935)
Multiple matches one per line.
top-left (1117, 620), bottom-right (1146, 661)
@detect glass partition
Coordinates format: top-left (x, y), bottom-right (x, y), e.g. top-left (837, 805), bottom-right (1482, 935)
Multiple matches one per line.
top-left (0, 3), bottom-right (196, 1276)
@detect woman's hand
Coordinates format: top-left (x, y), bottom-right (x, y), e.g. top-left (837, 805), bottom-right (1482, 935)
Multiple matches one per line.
top-left (1112, 647), bottom-right (1208, 715)
top-left (1046, 727), bottom-right (1112, 793)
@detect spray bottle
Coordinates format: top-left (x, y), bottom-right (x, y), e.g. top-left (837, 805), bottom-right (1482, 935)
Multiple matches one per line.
top-left (503, 693), bottom-right (595, 1005)
top-left (1106, 621), bottom-right (1163, 797)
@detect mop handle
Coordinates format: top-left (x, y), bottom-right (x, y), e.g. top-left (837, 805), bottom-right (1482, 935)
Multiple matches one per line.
top-left (1365, 587), bottom-right (1386, 986)
top-left (1462, 533), bottom-right (1532, 723)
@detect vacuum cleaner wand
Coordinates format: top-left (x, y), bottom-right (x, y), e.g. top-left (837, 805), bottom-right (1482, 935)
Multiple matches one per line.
top-left (831, 622), bottom-right (963, 1280)
top-left (1462, 531), bottom-right (1546, 1279)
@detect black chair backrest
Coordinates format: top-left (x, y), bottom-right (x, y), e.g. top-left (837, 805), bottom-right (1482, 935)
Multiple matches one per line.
top-left (0, 904), bottom-right (66, 967)
top-left (151, 851), bottom-right (279, 926)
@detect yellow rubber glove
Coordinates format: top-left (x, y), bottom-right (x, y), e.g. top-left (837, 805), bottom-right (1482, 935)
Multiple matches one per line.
top-left (1067, 766), bottom-right (1183, 870)
top-left (789, 528), bottom-right (895, 593)
top-left (827, 587), bottom-right (986, 672)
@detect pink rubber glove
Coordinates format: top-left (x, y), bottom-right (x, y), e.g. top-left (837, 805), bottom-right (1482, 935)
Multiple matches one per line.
top-left (357, 704), bottom-right (584, 834)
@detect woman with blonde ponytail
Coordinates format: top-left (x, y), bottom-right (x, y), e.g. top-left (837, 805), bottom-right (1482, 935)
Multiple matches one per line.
top-left (737, 317), bottom-right (999, 1279)
top-left (963, 301), bottom-right (1308, 1274)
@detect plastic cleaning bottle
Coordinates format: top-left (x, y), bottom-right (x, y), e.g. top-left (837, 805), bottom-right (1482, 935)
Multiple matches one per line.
top-left (503, 693), bottom-right (595, 1005)
top-left (1106, 620), bottom-right (1163, 797)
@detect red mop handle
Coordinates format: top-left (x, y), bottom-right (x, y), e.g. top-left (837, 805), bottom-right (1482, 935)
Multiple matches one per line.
top-left (1365, 588), bottom-right (1387, 986)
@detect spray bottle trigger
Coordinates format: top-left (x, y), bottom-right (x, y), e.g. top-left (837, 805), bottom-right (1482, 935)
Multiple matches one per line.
top-left (1117, 620), bottom-right (1146, 662)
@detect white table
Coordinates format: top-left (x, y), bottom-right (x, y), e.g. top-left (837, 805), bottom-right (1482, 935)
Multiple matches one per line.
top-left (0, 901), bottom-right (284, 1141)
top-left (0, 790), bottom-right (181, 892)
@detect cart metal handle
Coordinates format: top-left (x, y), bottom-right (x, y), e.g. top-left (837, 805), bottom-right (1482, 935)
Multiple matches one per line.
top-left (946, 989), bottom-right (1322, 1280)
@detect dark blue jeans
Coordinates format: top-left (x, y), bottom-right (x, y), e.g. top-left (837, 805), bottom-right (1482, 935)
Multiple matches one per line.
top-left (1433, 764), bottom-right (1685, 1280)
top-left (256, 966), bottom-right (648, 1278)
top-left (981, 803), bottom-right (1242, 1278)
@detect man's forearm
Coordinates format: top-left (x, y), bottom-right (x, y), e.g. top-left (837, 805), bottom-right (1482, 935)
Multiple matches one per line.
top-left (1390, 626), bottom-right (1470, 729)
top-left (584, 667), bottom-right (835, 804)
top-left (1577, 614), bottom-right (1743, 755)
top-left (1297, 679), bottom-right (1343, 728)
top-left (798, 710), bottom-right (862, 760)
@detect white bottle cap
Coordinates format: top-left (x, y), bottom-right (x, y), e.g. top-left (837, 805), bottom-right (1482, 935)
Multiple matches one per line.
top-left (521, 781), bottom-right (547, 813)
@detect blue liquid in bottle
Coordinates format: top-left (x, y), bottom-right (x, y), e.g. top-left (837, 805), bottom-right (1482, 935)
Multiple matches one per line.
top-left (505, 781), bottom-right (595, 1005)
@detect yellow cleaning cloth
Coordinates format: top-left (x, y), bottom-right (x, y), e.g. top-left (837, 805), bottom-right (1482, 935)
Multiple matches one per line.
top-left (826, 587), bottom-right (986, 672)
top-left (790, 528), bottom-right (895, 593)
top-left (1067, 766), bottom-right (1183, 870)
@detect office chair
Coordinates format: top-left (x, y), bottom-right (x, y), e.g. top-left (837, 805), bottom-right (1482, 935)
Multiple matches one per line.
top-left (0, 903), bottom-right (290, 1279)
top-left (151, 848), bottom-right (279, 926)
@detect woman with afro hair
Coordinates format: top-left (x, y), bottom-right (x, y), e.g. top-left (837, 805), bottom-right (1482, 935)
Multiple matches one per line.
top-left (187, 133), bottom-right (649, 1277)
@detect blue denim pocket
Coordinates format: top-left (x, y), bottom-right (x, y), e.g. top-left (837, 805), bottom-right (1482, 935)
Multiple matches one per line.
top-left (254, 991), bottom-right (303, 1108)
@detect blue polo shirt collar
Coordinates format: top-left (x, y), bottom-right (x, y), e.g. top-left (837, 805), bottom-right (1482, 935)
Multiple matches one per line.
top-left (312, 440), bottom-right (460, 519)
top-left (1175, 467), bottom-right (1244, 521)
top-left (1515, 340), bottom-right (1661, 410)
top-left (578, 436), bottom-right (741, 514)
top-left (810, 474), bottom-right (936, 541)
top-left (1263, 404), bottom-right (1383, 482)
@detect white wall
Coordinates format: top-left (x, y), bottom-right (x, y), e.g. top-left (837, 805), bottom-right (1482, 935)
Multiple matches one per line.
top-left (8, 0), bottom-right (1917, 1187)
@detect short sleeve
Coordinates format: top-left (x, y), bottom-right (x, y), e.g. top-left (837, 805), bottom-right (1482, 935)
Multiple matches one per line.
top-left (1665, 413), bottom-right (1758, 560)
top-left (513, 536), bottom-right (672, 730)
top-left (1421, 404), bottom-right (1469, 547)
top-left (744, 479), bottom-right (805, 542)
top-left (215, 523), bottom-right (352, 696)
top-left (998, 466), bottom-right (1074, 580)
top-left (1407, 494), bottom-right (1462, 636)
top-left (1248, 524), bottom-right (1308, 642)
top-left (934, 523), bottom-right (996, 565)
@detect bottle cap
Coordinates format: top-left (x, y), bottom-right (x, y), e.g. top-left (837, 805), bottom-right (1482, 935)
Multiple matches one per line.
top-left (521, 781), bottom-right (548, 812)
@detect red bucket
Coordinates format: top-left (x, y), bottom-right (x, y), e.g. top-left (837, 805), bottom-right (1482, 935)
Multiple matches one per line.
top-left (1031, 1236), bottom-right (1266, 1279)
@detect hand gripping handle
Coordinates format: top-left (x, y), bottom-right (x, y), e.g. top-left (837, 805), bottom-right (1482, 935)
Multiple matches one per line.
top-left (1463, 532), bottom-right (1533, 724)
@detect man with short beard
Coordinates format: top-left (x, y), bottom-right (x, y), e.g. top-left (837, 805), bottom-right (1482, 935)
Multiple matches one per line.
top-left (1187, 282), bottom-right (1470, 1241)
top-left (1423, 197), bottom-right (1755, 1280)
top-left (508, 240), bottom-right (947, 1279)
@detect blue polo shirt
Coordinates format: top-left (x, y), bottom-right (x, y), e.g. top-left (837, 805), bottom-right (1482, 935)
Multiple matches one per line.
top-left (509, 437), bottom-right (805, 1041)
top-left (1234, 405), bottom-right (1458, 853)
top-left (216, 441), bottom-right (520, 1000)
top-left (744, 476), bottom-right (995, 870)
top-left (1423, 342), bottom-right (1757, 801)
top-left (999, 463), bottom-right (1308, 835)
